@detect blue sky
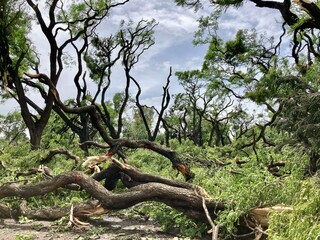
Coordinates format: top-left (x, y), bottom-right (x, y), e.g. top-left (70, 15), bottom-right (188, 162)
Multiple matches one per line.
top-left (1, 0), bottom-right (285, 114)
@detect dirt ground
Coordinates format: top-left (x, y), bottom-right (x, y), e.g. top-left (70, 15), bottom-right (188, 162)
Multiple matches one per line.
top-left (0, 212), bottom-right (198, 240)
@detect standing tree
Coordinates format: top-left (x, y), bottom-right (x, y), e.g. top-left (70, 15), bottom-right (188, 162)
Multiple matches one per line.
top-left (173, 69), bottom-right (243, 147)
top-left (0, 0), bottom-right (40, 149)
top-left (1, 0), bottom-right (192, 179)
top-left (2, 1), bottom-right (318, 239)
top-left (1, 0), bottom-right (137, 150)
top-left (175, 0), bottom-right (320, 172)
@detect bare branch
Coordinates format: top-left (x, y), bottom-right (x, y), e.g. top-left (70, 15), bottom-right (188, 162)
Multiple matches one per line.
top-left (40, 148), bottom-right (81, 167)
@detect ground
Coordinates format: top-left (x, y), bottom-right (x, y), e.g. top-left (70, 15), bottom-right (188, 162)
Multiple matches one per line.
top-left (0, 212), bottom-right (203, 240)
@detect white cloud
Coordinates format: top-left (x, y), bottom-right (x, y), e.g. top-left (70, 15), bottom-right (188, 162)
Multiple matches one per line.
top-left (219, 2), bottom-right (283, 39)
top-left (2, 0), bottom-right (290, 114)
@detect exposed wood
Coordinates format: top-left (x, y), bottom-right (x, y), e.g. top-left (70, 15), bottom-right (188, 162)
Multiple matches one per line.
top-left (247, 204), bottom-right (293, 228)
top-left (82, 155), bottom-right (111, 167)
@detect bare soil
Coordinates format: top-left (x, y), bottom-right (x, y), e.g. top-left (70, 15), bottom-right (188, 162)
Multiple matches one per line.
top-left (0, 212), bottom-right (196, 240)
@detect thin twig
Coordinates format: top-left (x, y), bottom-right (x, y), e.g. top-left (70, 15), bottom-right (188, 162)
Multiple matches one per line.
top-left (202, 197), bottom-right (219, 240)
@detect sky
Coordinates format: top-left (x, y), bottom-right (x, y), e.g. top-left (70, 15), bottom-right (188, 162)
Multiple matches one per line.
top-left (1, 0), bottom-right (285, 114)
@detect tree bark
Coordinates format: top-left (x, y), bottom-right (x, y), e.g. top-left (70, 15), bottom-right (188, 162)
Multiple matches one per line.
top-left (0, 171), bottom-right (223, 223)
top-left (0, 168), bottom-right (293, 239)
top-left (0, 200), bottom-right (106, 221)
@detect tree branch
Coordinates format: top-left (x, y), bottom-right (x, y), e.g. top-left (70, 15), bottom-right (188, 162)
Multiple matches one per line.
top-left (0, 171), bottom-right (222, 222)
top-left (40, 148), bottom-right (81, 167)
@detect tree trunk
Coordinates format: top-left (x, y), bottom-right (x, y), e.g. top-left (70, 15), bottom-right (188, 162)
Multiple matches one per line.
top-left (29, 128), bottom-right (43, 150)
top-left (0, 169), bottom-right (293, 239)
top-left (208, 123), bottom-right (215, 146)
top-left (0, 171), bottom-right (222, 223)
top-left (307, 150), bottom-right (320, 175)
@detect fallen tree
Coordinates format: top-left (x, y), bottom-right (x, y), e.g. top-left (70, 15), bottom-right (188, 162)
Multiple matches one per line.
top-left (0, 164), bottom-right (221, 222)
top-left (0, 157), bottom-right (293, 239)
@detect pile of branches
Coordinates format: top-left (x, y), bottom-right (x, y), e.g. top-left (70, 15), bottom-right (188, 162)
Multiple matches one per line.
top-left (0, 149), bottom-right (292, 239)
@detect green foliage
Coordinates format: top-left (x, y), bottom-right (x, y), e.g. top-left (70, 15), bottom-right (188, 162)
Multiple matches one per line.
top-left (216, 0), bottom-right (244, 7)
top-left (271, 62), bottom-right (320, 160)
top-left (225, 30), bottom-right (247, 61)
top-left (41, 113), bottom-right (77, 150)
top-left (0, 146), bottom-right (88, 210)
top-left (113, 92), bottom-right (124, 113)
top-left (127, 141), bottom-right (315, 237)
top-left (145, 203), bottom-right (207, 237)
top-left (1, 0), bottom-right (319, 238)
top-left (172, 143), bottom-right (309, 234)
top-left (85, 19), bottom-right (157, 82)
top-left (128, 148), bottom-right (175, 178)
top-left (193, 11), bottom-right (221, 45)
top-left (268, 177), bottom-right (320, 239)
top-left (175, 0), bottom-right (203, 11)
top-left (0, 122), bottom-right (319, 239)
top-left (86, 226), bottom-right (109, 235)
top-left (15, 233), bottom-right (36, 240)
top-left (276, 96), bottom-right (320, 167)
top-left (0, 0), bottom-right (36, 91)
top-left (57, 0), bottom-right (111, 35)
top-left (0, 111), bottom-right (28, 146)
